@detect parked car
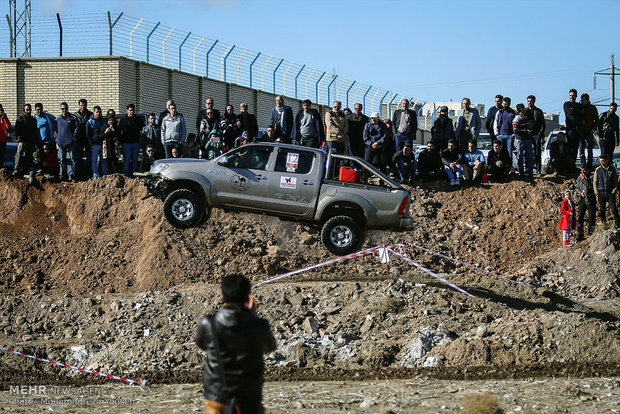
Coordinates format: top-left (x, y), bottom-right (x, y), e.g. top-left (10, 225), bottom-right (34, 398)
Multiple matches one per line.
top-left (612, 152), bottom-right (620, 170)
top-left (541, 130), bottom-right (601, 174)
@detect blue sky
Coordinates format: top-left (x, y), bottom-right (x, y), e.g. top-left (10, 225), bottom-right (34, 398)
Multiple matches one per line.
top-left (1, 0), bottom-right (619, 117)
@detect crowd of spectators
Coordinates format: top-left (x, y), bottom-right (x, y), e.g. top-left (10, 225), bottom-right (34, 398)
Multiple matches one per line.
top-left (1, 89), bottom-right (619, 232)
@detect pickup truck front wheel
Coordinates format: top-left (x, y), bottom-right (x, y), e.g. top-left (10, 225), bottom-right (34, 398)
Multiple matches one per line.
top-left (163, 189), bottom-right (205, 229)
top-left (321, 216), bottom-right (365, 255)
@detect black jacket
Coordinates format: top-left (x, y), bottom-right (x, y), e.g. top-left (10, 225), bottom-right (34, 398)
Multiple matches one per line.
top-left (526, 106), bottom-right (546, 137)
top-left (485, 106), bottom-right (500, 139)
top-left (417, 149), bottom-right (443, 176)
top-left (392, 109), bottom-right (418, 138)
top-left (431, 115), bottom-right (455, 150)
top-left (292, 108), bottom-right (325, 143)
top-left (441, 147), bottom-right (464, 166)
top-left (598, 110), bottom-right (620, 145)
top-left (196, 306), bottom-right (276, 408)
top-left (74, 109), bottom-right (93, 143)
top-left (237, 113), bottom-right (259, 140)
top-left (119, 115), bottom-right (145, 144)
top-left (576, 173), bottom-right (595, 201)
top-left (563, 101), bottom-right (583, 130)
top-left (486, 148), bottom-right (512, 172)
top-left (14, 114), bottom-right (37, 145)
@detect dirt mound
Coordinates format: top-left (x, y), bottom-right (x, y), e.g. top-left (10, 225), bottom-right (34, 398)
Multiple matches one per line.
top-left (517, 229), bottom-right (620, 300)
top-left (0, 174), bottom-right (594, 297)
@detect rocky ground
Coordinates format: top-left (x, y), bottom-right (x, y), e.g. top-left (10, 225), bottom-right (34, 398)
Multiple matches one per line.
top-left (0, 171), bottom-right (618, 412)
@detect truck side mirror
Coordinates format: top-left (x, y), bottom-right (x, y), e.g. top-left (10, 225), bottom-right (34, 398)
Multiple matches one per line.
top-left (217, 155), bottom-right (229, 166)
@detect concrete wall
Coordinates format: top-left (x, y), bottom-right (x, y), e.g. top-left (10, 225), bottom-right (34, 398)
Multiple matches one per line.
top-left (0, 56), bottom-right (329, 132)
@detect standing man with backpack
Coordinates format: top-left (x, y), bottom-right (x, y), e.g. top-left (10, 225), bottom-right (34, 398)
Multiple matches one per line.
top-left (196, 274), bottom-right (276, 414)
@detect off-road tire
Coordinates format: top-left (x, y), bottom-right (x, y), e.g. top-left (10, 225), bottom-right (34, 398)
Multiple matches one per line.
top-left (163, 189), bottom-right (204, 229)
top-left (321, 215), bottom-right (365, 255)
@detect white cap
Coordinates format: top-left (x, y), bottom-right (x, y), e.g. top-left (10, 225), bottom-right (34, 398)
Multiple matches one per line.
top-left (370, 112), bottom-right (380, 119)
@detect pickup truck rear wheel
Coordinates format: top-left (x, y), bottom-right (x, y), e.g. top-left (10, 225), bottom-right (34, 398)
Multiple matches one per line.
top-left (321, 215), bottom-right (365, 255)
top-left (163, 189), bottom-right (204, 229)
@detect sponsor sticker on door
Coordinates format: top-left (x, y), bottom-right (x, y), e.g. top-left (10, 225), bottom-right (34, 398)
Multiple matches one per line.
top-left (280, 176), bottom-right (297, 189)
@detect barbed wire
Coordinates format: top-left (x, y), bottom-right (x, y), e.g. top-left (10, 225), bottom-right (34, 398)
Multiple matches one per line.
top-left (0, 12), bottom-right (420, 116)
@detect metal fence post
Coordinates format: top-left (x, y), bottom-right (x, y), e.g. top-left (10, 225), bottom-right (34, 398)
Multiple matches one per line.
top-left (305, 68), bottom-right (316, 99)
top-left (108, 11), bottom-right (123, 56)
top-left (249, 51), bottom-right (260, 88)
top-left (379, 90), bottom-right (389, 118)
top-left (282, 61), bottom-right (294, 96)
top-left (146, 21), bottom-right (159, 64)
top-left (129, 18), bottom-right (143, 59)
top-left (222, 44), bottom-right (235, 82)
top-left (362, 85), bottom-right (372, 115)
top-left (327, 74), bottom-right (338, 106)
top-left (162, 26), bottom-right (175, 67)
top-left (345, 80), bottom-right (356, 109)
top-left (272, 58), bottom-right (284, 94)
top-left (261, 56), bottom-right (273, 91)
top-left (371, 88), bottom-right (381, 113)
top-left (205, 40), bottom-right (218, 78)
top-left (387, 92), bottom-right (398, 118)
top-left (237, 48), bottom-right (249, 85)
top-left (56, 13), bottom-right (62, 56)
top-left (179, 31), bottom-right (191, 71)
top-left (294, 64), bottom-right (305, 99)
top-left (193, 36), bottom-right (205, 75)
top-left (315, 72), bottom-right (326, 104)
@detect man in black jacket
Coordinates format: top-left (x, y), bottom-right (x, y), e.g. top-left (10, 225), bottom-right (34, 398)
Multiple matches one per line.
top-left (119, 104), bottom-right (144, 178)
top-left (196, 274), bottom-right (276, 414)
top-left (431, 106), bottom-right (455, 152)
top-left (486, 139), bottom-right (512, 182)
top-left (13, 103), bottom-right (38, 182)
top-left (526, 95), bottom-right (546, 173)
top-left (575, 166), bottom-right (596, 240)
top-left (598, 102), bottom-right (619, 158)
top-left (417, 140), bottom-right (444, 182)
top-left (196, 97), bottom-right (222, 135)
top-left (485, 95), bottom-right (503, 140)
top-left (347, 103), bottom-right (369, 157)
top-left (237, 103), bottom-right (258, 141)
top-left (563, 89), bottom-right (583, 166)
top-left (73, 99), bottom-right (93, 181)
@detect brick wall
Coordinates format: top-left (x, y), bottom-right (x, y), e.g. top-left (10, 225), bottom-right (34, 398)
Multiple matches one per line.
top-left (0, 56), bottom-right (328, 132)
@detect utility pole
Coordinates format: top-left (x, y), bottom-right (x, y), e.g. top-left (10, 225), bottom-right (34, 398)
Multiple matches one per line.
top-left (594, 54), bottom-right (619, 104)
top-left (8, 0), bottom-right (31, 57)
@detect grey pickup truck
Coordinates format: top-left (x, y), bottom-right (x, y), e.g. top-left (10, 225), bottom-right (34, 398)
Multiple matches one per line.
top-left (141, 143), bottom-right (413, 255)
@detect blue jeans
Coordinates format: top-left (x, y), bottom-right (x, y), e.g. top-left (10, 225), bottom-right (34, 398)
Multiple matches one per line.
top-left (579, 132), bottom-right (594, 168)
top-left (444, 164), bottom-right (462, 180)
top-left (91, 145), bottom-right (109, 178)
top-left (497, 134), bottom-right (513, 159)
top-left (395, 132), bottom-right (413, 152)
top-left (123, 142), bottom-right (140, 177)
top-left (515, 138), bottom-right (534, 175)
top-left (57, 143), bottom-right (76, 180)
top-left (396, 158), bottom-right (416, 184)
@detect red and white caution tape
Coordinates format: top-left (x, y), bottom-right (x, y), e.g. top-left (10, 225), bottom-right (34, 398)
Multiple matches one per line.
top-left (0, 346), bottom-right (150, 387)
top-left (254, 244), bottom-right (401, 287)
top-left (388, 245), bottom-right (474, 297)
top-left (405, 242), bottom-right (532, 287)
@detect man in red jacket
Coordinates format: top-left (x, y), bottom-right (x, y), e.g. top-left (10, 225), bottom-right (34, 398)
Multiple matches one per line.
top-left (0, 104), bottom-right (11, 169)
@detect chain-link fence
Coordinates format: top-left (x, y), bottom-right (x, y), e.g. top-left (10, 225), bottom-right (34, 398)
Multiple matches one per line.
top-left (1, 11), bottom-right (422, 117)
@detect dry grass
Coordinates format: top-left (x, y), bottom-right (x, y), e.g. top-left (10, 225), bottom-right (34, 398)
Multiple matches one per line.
top-left (457, 392), bottom-right (504, 414)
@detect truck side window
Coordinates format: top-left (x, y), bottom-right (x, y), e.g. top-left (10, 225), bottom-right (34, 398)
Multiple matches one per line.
top-left (274, 150), bottom-right (314, 174)
top-left (228, 147), bottom-right (272, 170)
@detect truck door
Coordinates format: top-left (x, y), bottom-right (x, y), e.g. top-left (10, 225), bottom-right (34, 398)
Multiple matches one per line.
top-left (210, 145), bottom-right (274, 210)
top-left (265, 148), bottom-right (321, 218)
